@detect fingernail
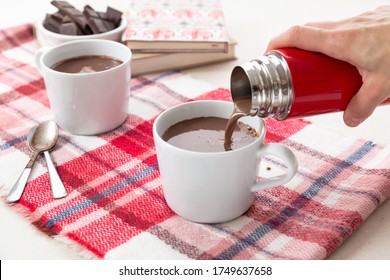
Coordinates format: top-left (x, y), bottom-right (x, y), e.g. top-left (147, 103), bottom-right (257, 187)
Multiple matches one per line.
top-left (345, 116), bottom-right (363, 127)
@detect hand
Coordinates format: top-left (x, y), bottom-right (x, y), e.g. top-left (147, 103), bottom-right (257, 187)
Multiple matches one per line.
top-left (266, 5), bottom-right (390, 127)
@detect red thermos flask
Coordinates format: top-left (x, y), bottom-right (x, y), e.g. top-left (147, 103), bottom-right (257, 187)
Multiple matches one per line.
top-left (230, 48), bottom-right (390, 120)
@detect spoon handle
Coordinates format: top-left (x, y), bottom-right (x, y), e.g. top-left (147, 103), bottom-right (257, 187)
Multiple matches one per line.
top-left (6, 151), bottom-right (39, 203)
top-left (44, 151), bottom-right (67, 198)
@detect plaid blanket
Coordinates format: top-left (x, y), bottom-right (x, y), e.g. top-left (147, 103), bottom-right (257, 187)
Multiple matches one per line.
top-left (1, 24), bottom-right (390, 260)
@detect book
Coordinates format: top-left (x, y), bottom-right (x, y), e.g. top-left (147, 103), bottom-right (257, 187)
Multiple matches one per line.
top-left (131, 39), bottom-right (236, 76)
top-left (122, 0), bottom-right (230, 53)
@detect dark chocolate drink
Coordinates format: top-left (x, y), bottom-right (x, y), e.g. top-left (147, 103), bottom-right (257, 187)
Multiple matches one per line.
top-left (162, 117), bottom-right (258, 152)
top-left (224, 96), bottom-right (252, 146)
top-left (51, 55), bottom-right (123, 74)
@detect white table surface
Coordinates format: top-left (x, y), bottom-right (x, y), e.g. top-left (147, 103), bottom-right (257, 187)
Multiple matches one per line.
top-left (1, 0), bottom-right (389, 260)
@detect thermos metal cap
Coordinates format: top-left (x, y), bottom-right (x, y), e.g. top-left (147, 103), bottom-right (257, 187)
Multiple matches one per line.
top-left (230, 51), bottom-right (293, 120)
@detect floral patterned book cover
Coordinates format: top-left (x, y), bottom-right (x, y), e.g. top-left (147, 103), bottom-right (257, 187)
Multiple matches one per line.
top-left (122, 0), bottom-right (230, 53)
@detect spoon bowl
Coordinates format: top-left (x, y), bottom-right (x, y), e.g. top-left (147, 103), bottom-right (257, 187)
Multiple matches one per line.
top-left (28, 121), bottom-right (58, 152)
top-left (7, 120), bottom-right (67, 202)
top-left (29, 121), bottom-right (67, 199)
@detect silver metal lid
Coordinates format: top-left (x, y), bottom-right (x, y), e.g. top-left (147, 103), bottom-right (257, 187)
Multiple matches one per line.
top-left (230, 51), bottom-right (293, 120)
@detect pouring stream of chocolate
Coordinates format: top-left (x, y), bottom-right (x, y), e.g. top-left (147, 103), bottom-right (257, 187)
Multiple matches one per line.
top-left (224, 96), bottom-right (252, 150)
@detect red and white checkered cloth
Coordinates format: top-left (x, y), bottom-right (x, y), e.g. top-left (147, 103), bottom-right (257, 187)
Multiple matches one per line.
top-left (1, 24), bottom-right (390, 260)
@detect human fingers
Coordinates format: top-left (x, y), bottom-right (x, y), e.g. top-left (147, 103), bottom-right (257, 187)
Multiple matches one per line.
top-left (266, 25), bottom-right (325, 52)
top-left (343, 74), bottom-right (389, 127)
top-left (302, 6), bottom-right (390, 30)
top-left (374, 5), bottom-right (390, 13)
top-left (265, 25), bottom-right (349, 61)
top-left (304, 20), bottom-right (340, 29)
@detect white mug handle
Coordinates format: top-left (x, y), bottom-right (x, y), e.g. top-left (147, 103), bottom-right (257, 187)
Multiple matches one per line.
top-left (250, 143), bottom-right (298, 192)
top-left (35, 46), bottom-right (52, 74)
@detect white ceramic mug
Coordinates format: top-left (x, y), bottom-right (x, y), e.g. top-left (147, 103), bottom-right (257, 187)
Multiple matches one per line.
top-left (153, 100), bottom-right (298, 223)
top-left (35, 39), bottom-right (132, 135)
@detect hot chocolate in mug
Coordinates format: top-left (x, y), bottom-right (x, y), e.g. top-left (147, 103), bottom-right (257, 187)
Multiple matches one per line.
top-left (153, 100), bottom-right (298, 223)
top-left (35, 39), bottom-right (132, 135)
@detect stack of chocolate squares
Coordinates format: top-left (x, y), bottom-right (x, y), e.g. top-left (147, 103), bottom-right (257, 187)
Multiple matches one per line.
top-left (43, 1), bottom-right (122, 35)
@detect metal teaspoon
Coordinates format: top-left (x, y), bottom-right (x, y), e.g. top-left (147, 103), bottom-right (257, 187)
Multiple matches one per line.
top-left (6, 121), bottom-right (67, 202)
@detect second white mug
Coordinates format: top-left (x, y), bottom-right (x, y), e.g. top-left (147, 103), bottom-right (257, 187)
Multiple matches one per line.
top-left (35, 39), bottom-right (132, 135)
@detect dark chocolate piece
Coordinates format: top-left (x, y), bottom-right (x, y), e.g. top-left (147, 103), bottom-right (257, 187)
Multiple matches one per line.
top-left (83, 5), bottom-right (116, 34)
top-left (52, 11), bottom-right (65, 22)
top-left (106, 7), bottom-right (122, 26)
top-left (51, 1), bottom-right (90, 34)
top-left (61, 15), bottom-right (72, 23)
top-left (97, 11), bottom-right (116, 30)
top-left (43, 14), bottom-right (61, 33)
top-left (59, 22), bottom-right (80, 35)
top-left (42, 2), bottom-right (123, 36)
top-left (88, 18), bottom-right (109, 34)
